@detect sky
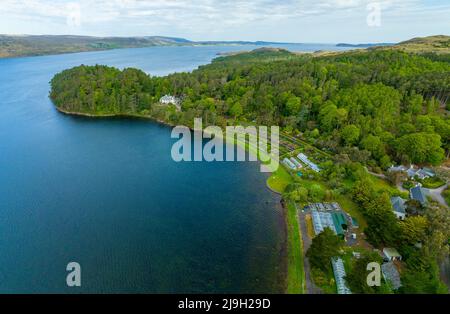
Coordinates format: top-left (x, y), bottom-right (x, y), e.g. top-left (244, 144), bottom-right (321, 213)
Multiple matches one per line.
top-left (0, 0), bottom-right (449, 43)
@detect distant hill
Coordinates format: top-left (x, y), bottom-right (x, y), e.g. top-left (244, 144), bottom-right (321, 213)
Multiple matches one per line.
top-left (377, 35), bottom-right (450, 54)
top-left (2, 34), bottom-right (449, 59)
top-left (0, 35), bottom-right (296, 58)
top-left (336, 43), bottom-right (394, 48)
top-left (0, 35), bottom-right (195, 58)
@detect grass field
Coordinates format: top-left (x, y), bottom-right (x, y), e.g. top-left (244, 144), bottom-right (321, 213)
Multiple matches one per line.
top-left (267, 166), bottom-right (293, 194)
top-left (419, 176), bottom-right (447, 189)
top-left (285, 201), bottom-right (305, 294)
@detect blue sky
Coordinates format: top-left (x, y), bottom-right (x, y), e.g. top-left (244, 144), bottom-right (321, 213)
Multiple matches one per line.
top-left (0, 0), bottom-right (449, 43)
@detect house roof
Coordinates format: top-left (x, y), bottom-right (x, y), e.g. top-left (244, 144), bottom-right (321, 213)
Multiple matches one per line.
top-left (420, 167), bottom-right (435, 177)
top-left (389, 165), bottom-right (407, 172)
top-left (383, 247), bottom-right (401, 258)
top-left (382, 262), bottom-right (402, 290)
top-left (407, 168), bottom-right (417, 177)
top-left (410, 186), bottom-right (427, 204)
top-left (390, 196), bottom-right (406, 214)
top-left (331, 258), bottom-right (352, 294)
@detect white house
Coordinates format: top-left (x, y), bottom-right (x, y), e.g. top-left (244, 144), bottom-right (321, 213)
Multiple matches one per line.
top-left (383, 248), bottom-right (402, 262)
top-left (389, 165), bottom-right (435, 180)
top-left (407, 166), bottom-right (435, 180)
top-left (160, 95), bottom-right (181, 109)
top-left (388, 165), bottom-right (407, 173)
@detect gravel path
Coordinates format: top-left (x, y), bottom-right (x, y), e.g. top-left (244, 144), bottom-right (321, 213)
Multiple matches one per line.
top-left (298, 210), bottom-right (322, 294)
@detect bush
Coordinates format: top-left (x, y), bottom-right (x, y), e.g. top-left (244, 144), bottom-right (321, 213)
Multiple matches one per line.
top-left (442, 187), bottom-right (450, 206)
top-left (419, 176), bottom-right (446, 189)
top-left (402, 180), bottom-right (415, 190)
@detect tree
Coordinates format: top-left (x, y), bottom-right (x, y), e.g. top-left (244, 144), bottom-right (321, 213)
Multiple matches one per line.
top-left (361, 135), bottom-right (384, 160)
top-left (400, 250), bottom-right (448, 294)
top-left (399, 216), bottom-right (428, 245)
top-left (286, 187), bottom-right (309, 203)
top-left (405, 199), bottom-right (425, 216)
top-left (308, 184), bottom-right (326, 202)
top-left (386, 170), bottom-right (406, 186)
top-left (306, 228), bottom-right (344, 274)
top-left (345, 251), bottom-right (390, 294)
top-left (364, 193), bottom-right (400, 247)
top-left (229, 101), bottom-right (243, 118)
top-left (396, 132), bottom-right (445, 165)
top-left (341, 125), bottom-right (360, 146)
top-left (285, 96), bottom-right (301, 115)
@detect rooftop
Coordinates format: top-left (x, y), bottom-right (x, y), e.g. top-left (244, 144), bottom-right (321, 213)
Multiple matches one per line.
top-left (390, 196), bottom-right (406, 214)
top-left (410, 186), bottom-right (427, 204)
top-left (383, 247), bottom-right (401, 258)
top-left (331, 258), bottom-right (352, 294)
top-left (381, 262), bottom-right (402, 290)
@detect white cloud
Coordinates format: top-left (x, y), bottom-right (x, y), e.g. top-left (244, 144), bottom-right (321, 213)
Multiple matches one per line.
top-left (0, 0), bottom-right (449, 41)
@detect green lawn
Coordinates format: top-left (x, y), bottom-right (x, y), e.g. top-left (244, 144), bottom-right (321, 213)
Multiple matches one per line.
top-left (286, 201), bottom-right (305, 294)
top-left (419, 176), bottom-right (446, 189)
top-left (267, 166), bottom-right (293, 194)
top-left (370, 176), bottom-right (401, 195)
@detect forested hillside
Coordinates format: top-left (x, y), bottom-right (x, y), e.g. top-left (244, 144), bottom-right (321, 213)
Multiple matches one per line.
top-left (50, 46), bottom-right (450, 169)
top-left (0, 34), bottom-right (290, 58)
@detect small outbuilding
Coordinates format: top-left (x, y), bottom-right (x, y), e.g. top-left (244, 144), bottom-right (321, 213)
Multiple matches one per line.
top-left (383, 248), bottom-right (402, 262)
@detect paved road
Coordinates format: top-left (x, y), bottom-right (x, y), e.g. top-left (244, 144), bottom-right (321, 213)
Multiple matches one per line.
top-left (396, 182), bottom-right (408, 193)
top-left (297, 210), bottom-right (322, 294)
top-left (424, 183), bottom-right (449, 208)
top-left (367, 169), bottom-right (387, 179)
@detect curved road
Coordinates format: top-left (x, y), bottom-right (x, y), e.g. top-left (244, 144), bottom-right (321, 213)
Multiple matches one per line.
top-left (424, 183), bottom-right (449, 208)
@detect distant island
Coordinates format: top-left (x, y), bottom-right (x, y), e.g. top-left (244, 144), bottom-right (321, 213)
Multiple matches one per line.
top-left (336, 43), bottom-right (394, 48)
top-left (0, 34), bottom-right (302, 59)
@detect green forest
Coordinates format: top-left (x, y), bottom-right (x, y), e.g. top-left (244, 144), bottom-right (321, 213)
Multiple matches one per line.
top-left (51, 47), bottom-right (450, 170)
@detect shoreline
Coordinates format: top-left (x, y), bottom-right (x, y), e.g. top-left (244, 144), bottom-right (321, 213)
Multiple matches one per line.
top-left (55, 107), bottom-right (177, 126)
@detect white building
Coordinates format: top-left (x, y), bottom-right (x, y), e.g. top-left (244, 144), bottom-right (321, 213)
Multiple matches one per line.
top-left (389, 165), bottom-right (435, 180)
top-left (383, 248), bottom-right (402, 262)
top-left (283, 158), bottom-right (296, 170)
top-left (160, 95), bottom-right (181, 108)
top-left (297, 153), bottom-right (321, 172)
top-left (311, 210), bottom-right (336, 235)
top-left (290, 157), bottom-right (303, 169)
top-left (331, 258), bottom-right (352, 294)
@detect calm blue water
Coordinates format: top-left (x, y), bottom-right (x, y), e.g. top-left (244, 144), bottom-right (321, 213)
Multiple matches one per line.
top-left (0, 44), bottom-right (345, 293)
